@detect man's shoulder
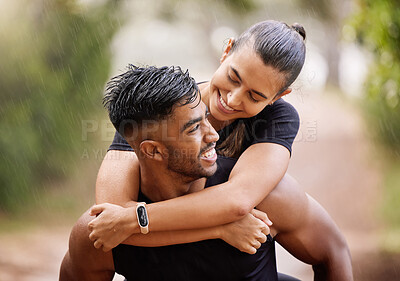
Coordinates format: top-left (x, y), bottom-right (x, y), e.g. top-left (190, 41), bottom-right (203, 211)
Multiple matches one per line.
top-left (257, 175), bottom-right (308, 234)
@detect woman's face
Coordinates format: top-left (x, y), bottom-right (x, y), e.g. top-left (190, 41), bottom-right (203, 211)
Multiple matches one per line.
top-left (207, 42), bottom-right (290, 123)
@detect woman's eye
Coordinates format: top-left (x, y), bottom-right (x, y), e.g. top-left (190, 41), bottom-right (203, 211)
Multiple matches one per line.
top-left (227, 74), bottom-right (239, 84)
top-left (249, 93), bottom-right (260, 103)
top-left (188, 124), bottom-right (200, 133)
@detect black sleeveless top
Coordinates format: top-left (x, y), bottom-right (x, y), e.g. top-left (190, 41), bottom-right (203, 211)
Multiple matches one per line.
top-left (112, 156), bottom-right (278, 281)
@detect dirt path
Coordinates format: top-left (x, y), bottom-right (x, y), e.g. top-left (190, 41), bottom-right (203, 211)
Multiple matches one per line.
top-left (0, 91), bottom-right (386, 280)
top-left (276, 91), bottom-right (383, 279)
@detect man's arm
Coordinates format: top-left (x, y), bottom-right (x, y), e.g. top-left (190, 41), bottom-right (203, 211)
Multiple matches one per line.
top-left (256, 174), bottom-right (353, 281)
top-left (60, 210), bottom-right (115, 281)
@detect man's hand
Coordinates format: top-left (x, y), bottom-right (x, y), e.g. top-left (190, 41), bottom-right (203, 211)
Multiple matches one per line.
top-left (218, 209), bottom-right (272, 254)
top-left (88, 203), bottom-right (137, 252)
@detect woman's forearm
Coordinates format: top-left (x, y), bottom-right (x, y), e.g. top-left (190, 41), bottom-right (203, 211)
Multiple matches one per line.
top-left (96, 143), bottom-right (288, 234)
top-left (123, 227), bottom-right (220, 247)
top-left (122, 210), bottom-right (270, 256)
top-left (89, 203), bottom-right (270, 253)
top-left (146, 143), bottom-right (289, 232)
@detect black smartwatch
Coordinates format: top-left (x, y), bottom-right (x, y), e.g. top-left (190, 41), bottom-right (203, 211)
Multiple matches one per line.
top-left (136, 202), bottom-right (149, 234)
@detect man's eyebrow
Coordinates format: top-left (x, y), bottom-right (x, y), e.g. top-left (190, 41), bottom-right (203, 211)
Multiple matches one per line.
top-left (180, 116), bottom-right (203, 133)
top-left (231, 66), bottom-right (268, 99)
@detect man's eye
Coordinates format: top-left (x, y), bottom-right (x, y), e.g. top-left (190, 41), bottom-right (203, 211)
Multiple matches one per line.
top-left (188, 124), bottom-right (200, 133)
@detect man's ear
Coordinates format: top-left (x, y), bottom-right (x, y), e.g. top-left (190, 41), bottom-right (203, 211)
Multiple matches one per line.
top-left (220, 38), bottom-right (235, 64)
top-left (271, 88), bottom-right (292, 104)
top-left (139, 140), bottom-right (166, 161)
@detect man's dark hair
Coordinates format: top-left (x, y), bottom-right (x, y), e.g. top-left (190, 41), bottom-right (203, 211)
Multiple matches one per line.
top-left (103, 65), bottom-right (200, 137)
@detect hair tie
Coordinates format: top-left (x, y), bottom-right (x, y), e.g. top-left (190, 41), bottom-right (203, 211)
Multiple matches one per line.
top-left (291, 23), bottom-right (306, 40)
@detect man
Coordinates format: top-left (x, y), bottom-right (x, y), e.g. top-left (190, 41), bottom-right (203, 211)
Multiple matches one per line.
top-left (60, 65), bottom-right (353, 281)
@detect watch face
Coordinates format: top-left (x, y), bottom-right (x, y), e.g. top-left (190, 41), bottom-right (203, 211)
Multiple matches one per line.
top-left (137, 206), bottom-right (148, 227)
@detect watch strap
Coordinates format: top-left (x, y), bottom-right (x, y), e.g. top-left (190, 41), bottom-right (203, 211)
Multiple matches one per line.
top-left (136, 202), bottom-right (149, 234)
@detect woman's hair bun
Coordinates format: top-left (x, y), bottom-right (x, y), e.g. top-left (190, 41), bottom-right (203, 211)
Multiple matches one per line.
top-left (291, 23), bottom-right (306, 40)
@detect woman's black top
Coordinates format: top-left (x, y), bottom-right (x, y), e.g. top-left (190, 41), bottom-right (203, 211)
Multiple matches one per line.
top-left (109, 98), bottom-right (299, 156)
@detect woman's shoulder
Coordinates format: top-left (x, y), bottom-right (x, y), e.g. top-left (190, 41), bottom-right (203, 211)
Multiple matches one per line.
top-left (254, 98), bottom-right (299, 122)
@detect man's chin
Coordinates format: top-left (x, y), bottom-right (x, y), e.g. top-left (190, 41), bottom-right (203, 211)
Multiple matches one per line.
top-left (203, 164), bottom-right (218, 178)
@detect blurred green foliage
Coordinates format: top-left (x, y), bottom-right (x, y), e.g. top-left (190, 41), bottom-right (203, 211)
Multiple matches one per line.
top-left (0, 0), bottom-right (121, 212)
top-left (351, 0), bottom-right (400, 247)
top-left (351, 0), bottom-right (400, 155)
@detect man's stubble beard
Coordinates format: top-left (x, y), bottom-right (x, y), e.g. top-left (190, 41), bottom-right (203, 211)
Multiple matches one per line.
top-left (166, 146), bottom-right (216, 180)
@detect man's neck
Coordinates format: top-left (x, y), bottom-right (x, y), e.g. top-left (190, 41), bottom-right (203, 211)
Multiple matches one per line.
top-left (139, 162), bottom-right (204, 202)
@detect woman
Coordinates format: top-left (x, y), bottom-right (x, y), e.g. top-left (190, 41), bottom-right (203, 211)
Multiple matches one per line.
top-left (90, 20), bottom-right (306, 254)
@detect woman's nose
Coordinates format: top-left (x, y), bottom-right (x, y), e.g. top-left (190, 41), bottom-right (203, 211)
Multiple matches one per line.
top-left (227, 90), bottom-right (242, 108)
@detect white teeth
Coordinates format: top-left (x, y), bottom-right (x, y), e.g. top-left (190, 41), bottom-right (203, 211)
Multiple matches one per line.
top-left (220, 95), bottom-right (235, 111)
top-left (202, 148), bottom-right (216, 158)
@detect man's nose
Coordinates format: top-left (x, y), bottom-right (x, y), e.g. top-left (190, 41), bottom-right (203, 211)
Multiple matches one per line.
top-left (204, 119), bottom-right (219, 143)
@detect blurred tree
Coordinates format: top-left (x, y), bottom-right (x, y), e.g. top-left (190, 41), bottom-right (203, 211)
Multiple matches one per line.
top-left (0, 0), bottom-right (121, 212)
top-left (297, 0), bottom-right (351, 87)
top-left (155, 0), bottom-right (258, 64)
top-left (351, 0), bottom-right (400, 235)
top-left (351, 0), bottom-right (400, 154)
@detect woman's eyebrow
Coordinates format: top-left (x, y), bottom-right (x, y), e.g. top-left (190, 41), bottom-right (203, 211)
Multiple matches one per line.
top-left (250, 89), bottom-right (268, 99)
top-left (231, 66), bottom-right (243, 82)
top-left (231, 66), bottom-right (268, 99)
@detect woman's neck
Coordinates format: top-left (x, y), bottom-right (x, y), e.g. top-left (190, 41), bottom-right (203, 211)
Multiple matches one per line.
top-left (200, 82), bottom-right (235, 132)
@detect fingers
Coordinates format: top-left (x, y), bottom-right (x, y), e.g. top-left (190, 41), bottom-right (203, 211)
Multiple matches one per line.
top-left (87, 215), bottom-right (99, 232)
top-left (251, 209), bottom-right (273, 226)
top-left (261, 224), bottom-right (270, 236)
top-left (93, 239), bottom-right (102, 249)
top-left (257, 233), bottom-right (267, 244)
top-left (88, 230), bottom-right (98, 241)
top-left (252, 240), bottom-right (261, 249)
top-left (102, 245), bottom-right (112, 252)
top-left (89, 203), bottom-right (107, 216)
top-left (243, 246), bottom-right (257, 255)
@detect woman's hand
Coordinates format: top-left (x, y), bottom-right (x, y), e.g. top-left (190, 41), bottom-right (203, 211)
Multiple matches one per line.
top-left (218, 209), bottom-right (272, 254)
top-left (87, 203), bottom-right (137, 252)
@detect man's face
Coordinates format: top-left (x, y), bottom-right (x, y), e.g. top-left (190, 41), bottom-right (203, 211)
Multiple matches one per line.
top-left (164, 98), bottom-right (219, 181)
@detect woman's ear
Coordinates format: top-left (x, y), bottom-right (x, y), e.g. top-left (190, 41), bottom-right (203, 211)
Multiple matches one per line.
top-left (139, 140), bottom-right (166, 161)
top-left (220, 38), bottom-right (235, 64)
top-left (270, 88), bottom-right (292, 105)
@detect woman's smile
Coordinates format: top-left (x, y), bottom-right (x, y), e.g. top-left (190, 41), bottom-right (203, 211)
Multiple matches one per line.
top-left (217, 91), bottom-right (240, 114)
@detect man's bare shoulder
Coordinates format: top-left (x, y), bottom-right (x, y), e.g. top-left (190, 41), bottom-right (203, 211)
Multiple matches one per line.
top-left (60, 209), bottom-right (115, 281)
top-left (256, 174), bottom-right (309, 234)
